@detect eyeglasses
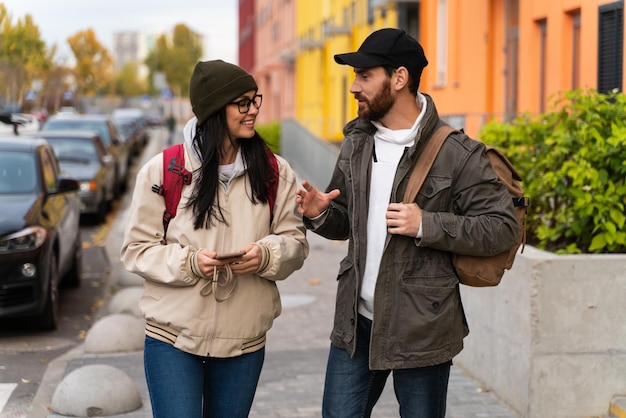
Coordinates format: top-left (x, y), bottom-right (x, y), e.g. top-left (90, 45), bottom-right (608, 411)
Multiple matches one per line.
top-left (228, 94), bottom-right (263, 114)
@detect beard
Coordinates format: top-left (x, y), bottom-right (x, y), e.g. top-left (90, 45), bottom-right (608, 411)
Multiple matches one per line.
top-left (357, 79), bottom-right (394, 121)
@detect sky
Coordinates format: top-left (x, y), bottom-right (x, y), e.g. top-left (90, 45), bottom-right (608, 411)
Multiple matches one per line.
top-left (2, 0), bottom-right (239, 64)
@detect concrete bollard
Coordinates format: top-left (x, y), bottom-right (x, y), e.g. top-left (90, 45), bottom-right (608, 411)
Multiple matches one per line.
top-left (84, 313), bottom-right (144, 354)
top-left (108, 287), bottom-right (143, 317)
top-left (51, 364), bottom-right (141, 416)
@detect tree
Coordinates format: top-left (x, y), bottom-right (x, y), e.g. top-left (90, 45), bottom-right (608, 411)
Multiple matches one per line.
top-left (0, 5), bottom-right (51, 106)
top-left (67, 29), bottom-right (113, 96)
top-left (115, 61), bottom-right (147, 97)
top-left (145, 23), bottom-right (203, 97)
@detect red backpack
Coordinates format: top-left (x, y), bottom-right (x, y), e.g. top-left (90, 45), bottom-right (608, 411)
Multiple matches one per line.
top-left (151, 143), bottom-right (279, 244)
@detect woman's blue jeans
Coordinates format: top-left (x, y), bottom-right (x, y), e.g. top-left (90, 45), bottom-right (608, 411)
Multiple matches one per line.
top-left (322, 315), bottom-right (451, 418)
top-left (144, 336), bottom-right (265, 418)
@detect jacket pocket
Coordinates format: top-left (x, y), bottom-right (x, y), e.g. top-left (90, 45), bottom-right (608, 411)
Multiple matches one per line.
top-left (396, 281), bottom-right (457, 354)
top-left (417, 175), bottom-right (451, 212)
top-left (332, 257), bottom-right (356, 344)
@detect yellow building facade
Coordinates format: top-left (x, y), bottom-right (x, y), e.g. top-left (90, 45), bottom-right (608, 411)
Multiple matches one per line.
top-left (296, 0), bottom-right (417, 140)
top-left (294, 0), bottom-right (624, 139)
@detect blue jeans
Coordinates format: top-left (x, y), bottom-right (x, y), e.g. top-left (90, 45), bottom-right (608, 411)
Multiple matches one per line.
top-left (322, 315), bottom-right (451, 418)
top-left (144, 336), bottom-right (265, 418)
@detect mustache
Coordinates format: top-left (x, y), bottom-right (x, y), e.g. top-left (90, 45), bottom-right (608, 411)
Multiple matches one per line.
top-left (354, 94), bottom-right (366, 102)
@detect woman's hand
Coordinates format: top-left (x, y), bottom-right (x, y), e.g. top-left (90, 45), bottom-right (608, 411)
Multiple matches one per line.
top-left (194, 249), bottom-right (227, 279)
top-left (228, 244), bottom-right (262, 275)
top-left (195, 244), bottom-right (264, 278)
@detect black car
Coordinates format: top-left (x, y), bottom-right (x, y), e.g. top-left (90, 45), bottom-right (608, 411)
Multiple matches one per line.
top-left (37, 130), bottom-right (116, 224)
top-left (113, 118), bottom-right (143, 160)
top-left (0, 136), bottom-right (82, 330)
top-left (40, 114), bottom-right (131, 196)
top-left (111, 107), bottom-right (150, 149)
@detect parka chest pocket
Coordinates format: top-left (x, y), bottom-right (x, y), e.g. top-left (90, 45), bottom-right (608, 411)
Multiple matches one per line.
top-left (417, 175), bottom-right (451, 211)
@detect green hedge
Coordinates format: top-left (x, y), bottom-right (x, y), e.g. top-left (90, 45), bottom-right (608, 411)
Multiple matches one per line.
top-left (256, 122), bottom-right (281, 154)
top-left (479, 89), bottom-right (626, 254)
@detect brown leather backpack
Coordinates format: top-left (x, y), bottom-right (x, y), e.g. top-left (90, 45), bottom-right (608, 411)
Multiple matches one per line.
top-left (402, 124), bottom-right (529, 287)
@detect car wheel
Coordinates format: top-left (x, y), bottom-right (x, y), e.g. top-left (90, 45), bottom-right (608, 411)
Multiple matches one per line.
top-left (36, 254), bottom-right (59, 331)
top-left (95, 195), bottom-right (108, 224)
top-left (63, 235), bottom-right (83, 288)
top-left (113, 166), bottom-right (122, 199)
top-left (119, 179), bottom-right (128, 194)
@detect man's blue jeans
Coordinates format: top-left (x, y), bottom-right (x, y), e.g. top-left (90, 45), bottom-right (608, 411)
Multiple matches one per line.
top-left (322, 315), bottom-right (451, 418)
top-left (144, 336), bottom-right (264, 418)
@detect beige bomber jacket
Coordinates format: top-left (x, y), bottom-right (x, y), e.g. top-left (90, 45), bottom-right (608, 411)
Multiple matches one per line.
top-left (120, 142), bottom-right (308, 358)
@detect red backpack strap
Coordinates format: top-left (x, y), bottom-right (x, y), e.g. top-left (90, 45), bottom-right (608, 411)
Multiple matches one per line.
top-left (153, 144), bottom-right (191, 244)
top-left (265, 149), bottom-right (279, 223)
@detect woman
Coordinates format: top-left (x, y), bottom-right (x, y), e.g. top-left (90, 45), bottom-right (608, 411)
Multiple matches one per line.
top-left (121, 60), bottom-right (309, 418)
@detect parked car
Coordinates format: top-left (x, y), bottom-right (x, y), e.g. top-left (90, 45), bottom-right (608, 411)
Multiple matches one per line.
top-left (0, 112), bottom-right (41, 135)
top-left (110, 107), bottom-right (144, 121)
top-left (56, 106), bottom-right (79, 117)
top-left (37, 130), bottom-right (116, 224)
top-left (113, 118), bottom-right (143, 160)
top-left (111, 107), bottom-right (150, 147)
top-left (0, 136), bottom-right (82, 330)
top-left (146, 111), bottom-right (165, 127)
top-left (40, 114), bottom-right (131, 196)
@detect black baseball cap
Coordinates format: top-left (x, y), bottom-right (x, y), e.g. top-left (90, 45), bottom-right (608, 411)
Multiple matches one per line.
top-left (334, 28), bottom-right (428, 79)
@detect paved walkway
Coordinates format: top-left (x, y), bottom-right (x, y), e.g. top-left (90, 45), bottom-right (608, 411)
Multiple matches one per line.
top-left (249, 232), bottom-right (518, 418)
top-left (37, 127), bottom-right (519, 418)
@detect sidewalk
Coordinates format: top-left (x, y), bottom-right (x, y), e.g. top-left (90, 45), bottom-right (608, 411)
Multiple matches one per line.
top-left (33, 128), bottom-right (520, 418)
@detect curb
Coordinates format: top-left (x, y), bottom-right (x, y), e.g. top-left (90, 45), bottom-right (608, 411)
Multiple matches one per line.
top-left (611, 396), bottom-right (626, 418)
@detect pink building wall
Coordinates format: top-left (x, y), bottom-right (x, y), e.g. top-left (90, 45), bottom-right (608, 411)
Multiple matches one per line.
top-left (238, 0), bottom-right (255, 71)
top-left (252, 0), bottom-right (296, 124)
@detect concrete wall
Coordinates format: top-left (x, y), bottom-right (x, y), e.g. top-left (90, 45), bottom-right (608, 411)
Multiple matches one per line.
top-left (281, 119), bottom-right (340, 190)
top-left (456, 246), bottom-right (626, 418)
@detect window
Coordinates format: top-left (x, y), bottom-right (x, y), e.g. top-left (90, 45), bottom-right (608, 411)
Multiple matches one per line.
top-left (537, 19), bottom-right (547, 113)
top-left (0, 152), bottom-right (37, 194)
top-left (40, 149), bottom-right (58, 193)
top-left (504, 0), bottom-right (520, 120)
top-left (397, 2), bottom-right (420, 41)
top-left (436, 0), bottom-right (448, 87)
top-left (598, 1), bottom-right (624, 93)
top-left (570, 11), bottom-right (581, 89)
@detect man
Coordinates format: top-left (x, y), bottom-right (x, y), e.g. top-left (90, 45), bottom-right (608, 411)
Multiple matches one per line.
top-left (295, 28), bottom-right (518, 417)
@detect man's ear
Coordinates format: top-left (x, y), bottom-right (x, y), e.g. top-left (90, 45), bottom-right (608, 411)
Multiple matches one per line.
top-left (393, 67), bottom-right (410, 91)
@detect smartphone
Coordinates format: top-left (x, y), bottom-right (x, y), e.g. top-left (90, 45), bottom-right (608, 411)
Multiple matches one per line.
top-left (215, 251), bottom-right (246, 260)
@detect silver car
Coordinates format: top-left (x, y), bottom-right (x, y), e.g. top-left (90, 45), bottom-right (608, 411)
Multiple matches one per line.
top-left (38, 130), bottom-right (116, 224)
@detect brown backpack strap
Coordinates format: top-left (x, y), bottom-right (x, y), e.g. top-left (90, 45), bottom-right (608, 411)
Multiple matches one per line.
top-left (403, 125), bottom-right (458, 203)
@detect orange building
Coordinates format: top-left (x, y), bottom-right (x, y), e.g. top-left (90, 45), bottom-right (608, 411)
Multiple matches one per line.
top-left (419, 0), bottom-right (624, 137)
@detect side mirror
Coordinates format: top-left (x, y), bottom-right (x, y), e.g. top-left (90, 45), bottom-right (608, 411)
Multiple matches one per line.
top-left (57, 177), bottom-right (80, 193)
top-left (102, 155), bottom-right (115, 165)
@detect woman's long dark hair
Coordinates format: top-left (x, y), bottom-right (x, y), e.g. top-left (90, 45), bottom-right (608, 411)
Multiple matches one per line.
top-left (186, 108), bottom-right (276, 229)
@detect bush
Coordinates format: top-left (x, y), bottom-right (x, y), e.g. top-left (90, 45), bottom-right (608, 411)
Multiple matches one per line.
top-left (479, 89), bottom-right (626, 254)
top-left (256, 122), bottom-right (281, 154)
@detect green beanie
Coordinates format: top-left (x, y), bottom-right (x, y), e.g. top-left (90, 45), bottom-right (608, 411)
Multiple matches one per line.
top-left (189, 60), bottom-right (258, 125)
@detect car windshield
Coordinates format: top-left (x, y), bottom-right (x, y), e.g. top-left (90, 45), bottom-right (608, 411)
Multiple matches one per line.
top-left (114, 121), bottom-right (135, 138)
top-left (0, 151), bottom-right (37, 194)
top-left (43, 120), bottom-right (111, 145)
top-left (45, 138), bottom-right (99, 162)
